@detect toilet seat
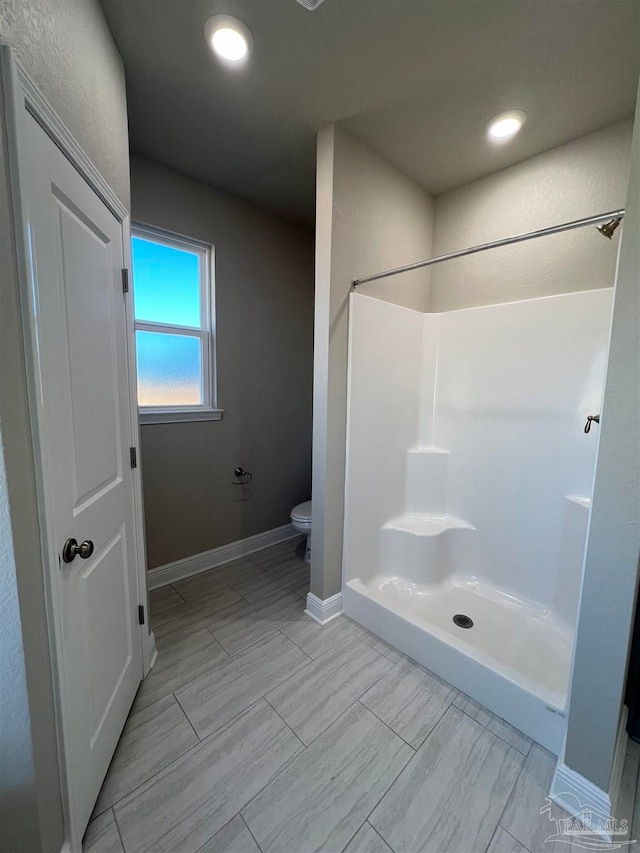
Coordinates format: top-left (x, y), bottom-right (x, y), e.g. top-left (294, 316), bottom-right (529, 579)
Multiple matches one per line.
top-left (291, 500), bottom-right (312, 523)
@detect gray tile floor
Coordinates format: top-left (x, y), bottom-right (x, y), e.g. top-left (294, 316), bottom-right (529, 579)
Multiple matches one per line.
top-left (84, 538), bottom-right (640, 853)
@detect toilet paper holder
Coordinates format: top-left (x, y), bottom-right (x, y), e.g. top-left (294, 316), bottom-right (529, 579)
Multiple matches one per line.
top-left (233, 467), bottom-right (253, 485)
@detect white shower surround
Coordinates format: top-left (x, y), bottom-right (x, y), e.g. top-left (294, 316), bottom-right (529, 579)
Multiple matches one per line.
top-left (342, 289), bottom-right (613, 754)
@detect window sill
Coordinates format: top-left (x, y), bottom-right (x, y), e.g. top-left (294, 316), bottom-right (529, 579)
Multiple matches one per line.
top-left (139, 408), bottom-right (224, 425)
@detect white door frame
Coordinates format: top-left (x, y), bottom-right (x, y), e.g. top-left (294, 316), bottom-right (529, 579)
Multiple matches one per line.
top-left (0, 46), bottom-right (154, 849)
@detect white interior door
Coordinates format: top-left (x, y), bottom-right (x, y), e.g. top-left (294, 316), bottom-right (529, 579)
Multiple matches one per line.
top-left (20, 111), bottom-right (143, 836)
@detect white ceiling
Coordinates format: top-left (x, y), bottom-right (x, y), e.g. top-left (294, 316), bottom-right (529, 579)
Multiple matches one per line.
top-left (100, 0), bottom-right (639, 223)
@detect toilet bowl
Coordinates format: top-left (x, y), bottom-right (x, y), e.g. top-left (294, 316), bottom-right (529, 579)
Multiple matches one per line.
top-left (290, 500), bottom-right (312, 563)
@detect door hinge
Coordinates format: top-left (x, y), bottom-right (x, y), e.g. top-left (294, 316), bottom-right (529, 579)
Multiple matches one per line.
top-left (138, 605), bottom-right (145, 625)
top-left (130, 446), bottom-right (137, 468)
top-left (121, 268), bottom-right (129, 293)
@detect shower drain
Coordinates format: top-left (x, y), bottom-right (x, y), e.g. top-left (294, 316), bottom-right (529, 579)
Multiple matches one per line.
top-left (453, 614), bottom-right (473, 629)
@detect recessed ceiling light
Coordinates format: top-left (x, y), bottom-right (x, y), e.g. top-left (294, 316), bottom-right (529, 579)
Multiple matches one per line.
top-left (204, 15), bottom-right (253, 65)
top-left (486, 110), bottom-right (526, 143)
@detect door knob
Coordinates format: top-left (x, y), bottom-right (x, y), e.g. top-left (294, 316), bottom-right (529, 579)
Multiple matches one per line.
top-left (62, 538), bottom-right (95, 563)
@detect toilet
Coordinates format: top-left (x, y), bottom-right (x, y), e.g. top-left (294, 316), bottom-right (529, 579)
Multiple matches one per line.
top-left (290, 500), bottom-right (312, 563)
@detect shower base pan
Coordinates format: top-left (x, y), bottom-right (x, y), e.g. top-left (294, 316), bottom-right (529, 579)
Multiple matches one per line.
top-left (343, 575), bottom-right (571, 754)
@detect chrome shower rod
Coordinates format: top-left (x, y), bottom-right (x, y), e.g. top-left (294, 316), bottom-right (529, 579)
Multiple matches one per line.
top-left (352, 208), bottom-right (625, 288)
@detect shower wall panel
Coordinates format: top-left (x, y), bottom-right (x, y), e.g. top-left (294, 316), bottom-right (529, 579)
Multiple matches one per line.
top-left (344, 289), bottom-right (613, 626)
top-left (344, 295), bottom-right (424, 576)
top-left (434, 288), bottom-right (612, 617)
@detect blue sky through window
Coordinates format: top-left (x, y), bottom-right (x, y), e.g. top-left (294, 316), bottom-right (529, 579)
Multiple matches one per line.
top-left (136, 331), bottom-right (202, 406)
top-left (132, 236), bottom-right (200, 327)
top-left (133, 234), bottom-right (204, 407)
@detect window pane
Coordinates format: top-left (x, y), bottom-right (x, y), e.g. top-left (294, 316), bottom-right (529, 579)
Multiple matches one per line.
top-left (132, 236), bottom-right (201, 327)
top-left (136, 331), bottom-right (203, 407)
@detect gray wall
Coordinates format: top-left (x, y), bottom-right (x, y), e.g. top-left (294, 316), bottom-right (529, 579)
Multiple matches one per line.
top-left (130, 157), bottom-right (314, 569)
top-left (311, 125), bottom-right (434, 600)
top-left (0, 1), bottom-right (130, 849)
top-left (564, 84), bottom-right (640, 793)
top-left (431, 119), bottom-right (633, 311)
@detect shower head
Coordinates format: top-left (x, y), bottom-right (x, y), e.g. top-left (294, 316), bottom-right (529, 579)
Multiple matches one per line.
top-left (597, 216), bottom-right (623, 239)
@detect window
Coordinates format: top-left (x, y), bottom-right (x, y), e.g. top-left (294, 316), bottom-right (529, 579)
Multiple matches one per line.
top-left (132, 225), bottom-right (221, 423)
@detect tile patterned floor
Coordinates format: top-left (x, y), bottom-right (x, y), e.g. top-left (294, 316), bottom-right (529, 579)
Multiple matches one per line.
top-left (84, 538), bottom-right (640, 853)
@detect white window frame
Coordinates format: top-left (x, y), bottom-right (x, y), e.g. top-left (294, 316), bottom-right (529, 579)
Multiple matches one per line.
top-left (132, 222), bottom-right (223, 424)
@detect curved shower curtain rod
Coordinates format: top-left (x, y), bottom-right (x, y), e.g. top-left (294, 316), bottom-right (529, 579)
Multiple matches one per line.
top-left (351, 208), bottom-right (625, 288)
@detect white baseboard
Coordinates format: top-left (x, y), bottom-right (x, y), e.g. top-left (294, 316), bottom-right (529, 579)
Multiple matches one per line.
top-left (148, 524), bottom-right (299, 589)
top-left (550, 705), bottom-right (628, 842)
top-left (305, 592), bottom-right (343, 625)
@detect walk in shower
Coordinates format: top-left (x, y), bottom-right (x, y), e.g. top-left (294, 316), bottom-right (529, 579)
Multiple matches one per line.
top-left (342, 213), bottom-right (620, 753)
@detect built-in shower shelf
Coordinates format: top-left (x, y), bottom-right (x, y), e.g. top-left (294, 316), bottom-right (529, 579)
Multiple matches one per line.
top-left (566, 495), bottom-right (591, 509)
top-left (383, 513), bottom-right (475, 536)
top-left (407, 446), bottom-right (450, 455)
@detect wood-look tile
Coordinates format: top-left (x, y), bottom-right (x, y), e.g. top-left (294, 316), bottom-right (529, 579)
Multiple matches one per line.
top-left (196, 815), bottom-right (260, 853)
top-left (209, 589), bottom-right (304, 655)
top-left (148, 586), bottom-right (188, 630)
top-left (289, 577), bottom-right (310, 599)
top-left (231, 570), bottom-right (291, 604)
top-left (343, 822), bottom-right (394, 853)
top-left (487, 717), bottom-right (532, 755)
top-left (132, 628), bottom-right (229, 713)
top-left (345, 618), bottom-right (403, 663)
top-left (83, 808), bottom-right (124, 853)
top-left (281, 614), bottom-right (355, 659)
top-left (266, 634), bottom-right (394, 745)
top-left (94, 695), bottom-right (198, 815)
top-left (248, 539), bottom-right (304, 567)
top-left (263, 558), bottom-right (309, 587)
top-left (360, 655), bottom-right (457, 748)
top-left (153, 589), bottom-right (245, 645)
top-left (176, 632), bottom-right (311, 739)
top-left (370, 706), bottom-right (524, 853)
top-left (232, 558), bottom-right (308, 604)
top-left (173, 559), bottom-right (260, 601)
top-left (115, 700), bottom-right (303, 853)
top-left (454, 692), bottom-right (494, 726)
top-left (149, 584), bottom-right (183, 611)
top-left (501, 743), bottom-right (579, 852)
top-left (487, 826), bottom-right (529, 853)
top-left (454, 693), bottom-right (531, 755)
top-left (242, 702), bottom-right (412, 853)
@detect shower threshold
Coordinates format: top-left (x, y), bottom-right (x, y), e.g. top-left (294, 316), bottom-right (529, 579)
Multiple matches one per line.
top-left (343, 575), bottom-right (571, 754)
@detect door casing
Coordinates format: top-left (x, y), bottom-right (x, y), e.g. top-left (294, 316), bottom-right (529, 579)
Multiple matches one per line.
top-left (0, 46), bottom-right (154, 850)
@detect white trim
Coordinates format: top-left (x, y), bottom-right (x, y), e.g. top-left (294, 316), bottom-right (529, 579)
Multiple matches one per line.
top-left (4, 53), bottom-right (127, 221)
top-left (147, 524), bottom-right (299, 589)
top-left (0, 47), bottom-right (149, 850)
top-left (122, 215), bottom-right (155, 678)
top-left (133, 219), bottom-right (212, 252)
top-left (132, 222), bottom-right (219, 420)
top-left (550, 706), bottom-right (628, 842)
top-left (140, 408), bottom-right (224, 425)
top-left (305, 592), bottom-right (344, 625)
